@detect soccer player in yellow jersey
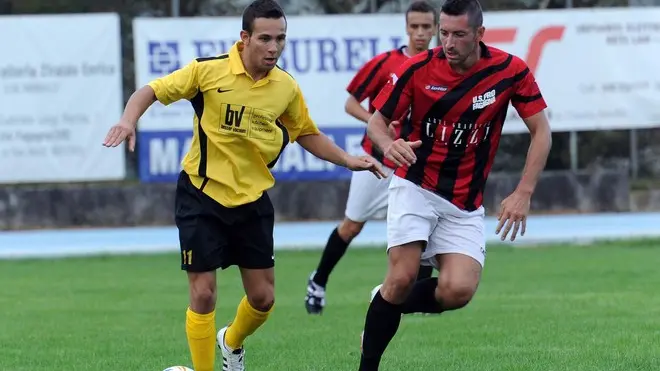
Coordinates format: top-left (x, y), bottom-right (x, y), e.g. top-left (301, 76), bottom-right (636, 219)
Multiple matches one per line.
top-left (102, 1), bottom-right (385, 370)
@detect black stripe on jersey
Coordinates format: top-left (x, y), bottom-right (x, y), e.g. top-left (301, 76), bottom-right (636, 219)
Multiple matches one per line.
top-left (189, 91), bottom-right (207, 178)
top-left (512, 93), bottom-right (542, 103)
top-left (509, 67), bottom-right (543, 104)
top-left (463, 106), bottom-right (508, 211)
top-left (379, 50), bottom-right (433, 120)
top-left (405, 55), bottom-right (513, 189)
top-left (196, 54), bottom-right (228, 62)
top-left (200, 177), bottom-right (209, 191)
top-left (399, 114), bottom-right (413, 140)
top-left (351, 52), bottom-right (391, 100)
top-left (461, 66), bottom-right (531, 210)
top-left (436, 58), bottom-right (526, 210)
top-left (267, 119), bottom-right (289, 169)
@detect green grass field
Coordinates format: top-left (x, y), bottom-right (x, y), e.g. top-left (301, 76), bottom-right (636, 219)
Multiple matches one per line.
top-left (2, 239), bottom-right (660, 371)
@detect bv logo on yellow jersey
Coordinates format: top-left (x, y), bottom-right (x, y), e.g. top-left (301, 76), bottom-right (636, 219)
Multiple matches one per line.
top-left (221, 103), bottom-right (247, 134)
top-left (219, 103), bottom-right (277, 142)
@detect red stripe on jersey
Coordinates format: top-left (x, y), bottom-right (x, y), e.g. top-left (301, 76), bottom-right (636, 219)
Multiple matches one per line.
top-left (462, 67), bottom-right (540, 210)
top-left (346, 47), bottom-right (411, 169)
top-left (346, 52), bottom-right (392, 104)
top-left (471, 111), bottom-right (506, 211)
top-left (381, 43), bottom-right (547, 211)
top-left (438, 61), bottom-right (537, 209)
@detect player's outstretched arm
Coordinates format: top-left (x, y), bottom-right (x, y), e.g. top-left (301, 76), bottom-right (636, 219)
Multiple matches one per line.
top-left (296, 133), bottom-right (387, 179)
top-left (496, 110), bottom-right (552, 241)
top-left (102, 85), bottom-right (157, 152)
top-left (103, 59), bottom-right (199, 152)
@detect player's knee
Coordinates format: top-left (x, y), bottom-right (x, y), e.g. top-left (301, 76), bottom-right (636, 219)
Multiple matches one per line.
top-left (247, 286), bottom-right (275, 312)
top-left (382, 269), bottom-right (417, 303)
top-left (338, 219), bottom-right (365, 242)
top-left (189, 282), bottom-right (217, 312)
top-left (437, 280), bottom-right (477, 310)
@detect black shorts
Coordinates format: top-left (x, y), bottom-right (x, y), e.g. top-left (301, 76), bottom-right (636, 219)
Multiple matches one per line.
top-left (174, 171), bottom-right (275, 272)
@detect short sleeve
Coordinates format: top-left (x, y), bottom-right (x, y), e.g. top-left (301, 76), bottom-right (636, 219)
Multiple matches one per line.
top-left (346, 52), bottom-right (391, 102)
top-left (279, 83), bottom-right (320, 142)
top-left (511, 59), bottom-right (547, 119)
top-left (371, 57), bottom-right (416, 121)
top-left (148, 60), bottom-right (200, 105)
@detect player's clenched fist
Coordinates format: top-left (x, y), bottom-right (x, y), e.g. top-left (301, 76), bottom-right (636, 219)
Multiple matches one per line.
top-left (384, 138), bottom-right (422, 167)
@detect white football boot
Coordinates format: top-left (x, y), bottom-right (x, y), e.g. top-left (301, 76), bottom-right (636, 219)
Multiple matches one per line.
top-left (304, 270), bottom-right (326, 315)
top-left (217, 326), bottom-right (245, 371)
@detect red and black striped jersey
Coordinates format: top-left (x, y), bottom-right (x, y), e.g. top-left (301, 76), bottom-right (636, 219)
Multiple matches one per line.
top-left (372, 42), bottom-right (547, 211)
top-left (346, 46), bottom-right (410, 169)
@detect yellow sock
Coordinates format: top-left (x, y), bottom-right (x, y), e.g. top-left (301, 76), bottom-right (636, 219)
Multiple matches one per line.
top-left (185, 307), bottom-right (216, 371)
top-left (224, 296), bottom-right (272, 350)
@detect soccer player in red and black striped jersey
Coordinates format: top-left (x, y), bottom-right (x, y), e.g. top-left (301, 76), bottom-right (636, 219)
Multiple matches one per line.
top-left (304, 0), bottom-right (439, 315)
top-left (357, 0), bottom-right (552, 368)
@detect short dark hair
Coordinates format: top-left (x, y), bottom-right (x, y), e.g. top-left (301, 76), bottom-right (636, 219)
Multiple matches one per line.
top-left (406, 1), bottom-right (439, 24)
top-left (440, 0), bottom-right (483, 28)
top-left (241, 0), bottom-right (286, 34)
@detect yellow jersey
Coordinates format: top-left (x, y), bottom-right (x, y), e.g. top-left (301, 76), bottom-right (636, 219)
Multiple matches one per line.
top-left (148, 41), bottom-right (320, 207)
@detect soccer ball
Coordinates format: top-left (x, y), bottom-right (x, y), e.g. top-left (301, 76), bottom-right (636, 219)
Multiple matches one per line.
top-left (163, 367), bottom-right (193, 371)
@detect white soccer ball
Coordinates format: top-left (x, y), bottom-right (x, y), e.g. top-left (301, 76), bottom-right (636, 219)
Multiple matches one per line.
top-left (163, 367), bottom-right (193, 371)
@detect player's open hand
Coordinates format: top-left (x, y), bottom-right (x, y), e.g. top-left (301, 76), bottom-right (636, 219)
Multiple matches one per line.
top-left (346, 155), bottom-right (387, 179)
top-left (103, 121), bottom-right (136, 152)
top-left (384, 138), bottom-right (422, 168)
top-left (495, 190), bottom-right (531, 241)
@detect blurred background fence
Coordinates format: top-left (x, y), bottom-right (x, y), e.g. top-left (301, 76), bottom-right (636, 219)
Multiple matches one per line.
top-left (1, 0), bottom-right (659, 230)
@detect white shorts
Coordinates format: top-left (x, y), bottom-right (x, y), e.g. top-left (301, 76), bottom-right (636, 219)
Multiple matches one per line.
top-left (344, 152), bottom-right (394, 222)
top-left (386, 175), bottom-right (486, 268)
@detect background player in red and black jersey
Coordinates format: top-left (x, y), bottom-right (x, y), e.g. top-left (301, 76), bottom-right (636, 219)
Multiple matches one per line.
top-left (304, 1), bottom-right (439, 315)
top-left (357, 0), bottom-right (553, 369)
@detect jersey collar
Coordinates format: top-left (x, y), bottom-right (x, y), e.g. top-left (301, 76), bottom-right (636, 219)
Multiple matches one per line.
top-left (437, 41), bottom-right (491, 59)
top-left (398, 45), bottom-right (411, 57)
top-left (229, 41), bottom-right (281, 81)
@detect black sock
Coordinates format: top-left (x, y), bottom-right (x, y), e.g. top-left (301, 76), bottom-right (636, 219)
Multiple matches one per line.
top-left (359, 291), bottom-right (402, 371)
top-left (416, 265), bottom-right (433, 281)
top-left (401, 277), bottom-right (443, 314)
top-left (312, 228), bottom-right (349, 287)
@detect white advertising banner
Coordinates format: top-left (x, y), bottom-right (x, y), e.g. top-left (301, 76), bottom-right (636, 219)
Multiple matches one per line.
top-left (0, 13), bottom-right (124, 183)
top-left (133, 7), bottom-right (660, 134)
top-left (132, 8), bottom-right (660, 182)
top-left (482, 7), bottom-right (660, 133)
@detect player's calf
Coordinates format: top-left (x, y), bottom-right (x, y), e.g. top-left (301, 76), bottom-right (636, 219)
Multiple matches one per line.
top-left (222, 268), bottom-right (275, 356)
top-left (359, 242), bottom-right (423, 370)
top-left (312, 218), bottom-right (365, 288)
top-left (185, 271), bottom-right (218, 371)
top-left (305, 218), bottom-right (366, 315)
top-left (337, 218), bottom-right (365, 243)
top-left (416, 264), bottom-right (434, 281)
